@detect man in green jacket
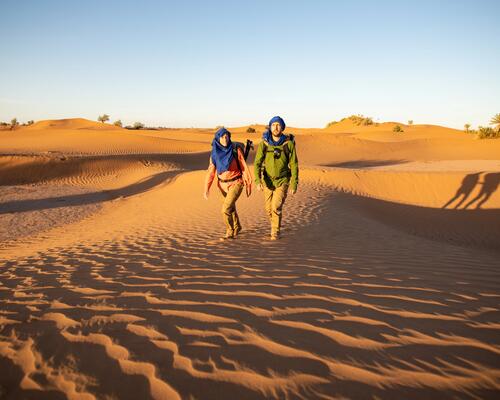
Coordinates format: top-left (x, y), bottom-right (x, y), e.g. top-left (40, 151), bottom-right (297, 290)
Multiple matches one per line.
top-left (254, 116), bottom-right (299, 240)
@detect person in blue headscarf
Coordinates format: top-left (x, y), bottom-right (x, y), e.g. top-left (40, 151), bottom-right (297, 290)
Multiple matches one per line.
top-left (254, 116), bottom-right (299, 240)
top-left (204, 127), bottom-right (253, 239)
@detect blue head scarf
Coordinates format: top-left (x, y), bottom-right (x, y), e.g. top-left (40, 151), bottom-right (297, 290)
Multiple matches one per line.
top-left (263, 116), bottom-right (287, 146)
top-left (211, 127), bottom-right (234, 174)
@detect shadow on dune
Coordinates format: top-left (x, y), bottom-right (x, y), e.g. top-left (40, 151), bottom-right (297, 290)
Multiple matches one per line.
top-left (0, 152), bottom-right (210, 186)
top-left (443, 172), bottom-right (500, 210)
top-left (323, 159), bottom-right (408, 169)
top-left (0, 170), bottom-right (181, 214)
top-left (341, 192), bottom-right (500, 251)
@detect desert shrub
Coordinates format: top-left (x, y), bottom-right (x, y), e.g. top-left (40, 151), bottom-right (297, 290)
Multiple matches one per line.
top-left (408, 120), bottom-right (413, 126)
top-left (477, 126), bottom-right (499, 139)
top-left (464, 123), bottom-right (471, 133)
top-left (325, 121), bottom-right (338, 128)
top-left (337, 114), bottom-right (373, 126)
top-left (26, 120), bottom-right (34, 125)
top-left (113, 120), bottom-right (123, 127)
top-left (393, 125), bottom-right (404, 133)
top-left (133, 122), bottom-right (145, 130)
top-left (10, 118), bottom-right (19, 130)
top-left (246, 127), bottom-right (256, 133)
top-left (98, 114), bottom-right (110, 123)
top-left (0, 122), bottom-right (8, 126)
top-left (362, 117), bottom-right (373, 126)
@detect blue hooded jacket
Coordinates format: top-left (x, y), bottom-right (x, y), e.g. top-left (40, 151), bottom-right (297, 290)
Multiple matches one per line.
top-left (263, 116), bottom-right (287, 146)
top-left (211, 127), bottom-right (234, 174)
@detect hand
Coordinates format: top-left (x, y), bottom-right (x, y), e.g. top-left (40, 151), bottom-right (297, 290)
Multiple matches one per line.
top-left (203, 191), bottom-right (209, 200)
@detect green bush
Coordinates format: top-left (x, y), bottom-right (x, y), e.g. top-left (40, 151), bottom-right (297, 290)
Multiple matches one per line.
top-left (326, 115), bottom-right (373, 128)
top-left (393, 125), bottom-right (404, 133)
top-left (113, 120), bottom-right (123, 127)
top-left (133, 122), bottom-right (145, 130)
top-left (362, 117), bottom-right (373, 125)
top-left (345, 114), bottom-right (373, 126)
top-left (477, 126), bottom-right (500, 139)
top-left (98, 114), bottom-right (110, 123)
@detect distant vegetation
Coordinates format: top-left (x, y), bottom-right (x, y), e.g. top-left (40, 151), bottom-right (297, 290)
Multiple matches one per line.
top-left (326, 114), bottom-right (374, 128)
top-left (113, 120), bottom-right (123, 127)
top-left (474, 113), bottom-right (500, 139)
top-left (490, 113), bottom-right (500, 134)
top-left (0, 118), bottom-right (35, 129)
top-left (246, 127), bottom-right (256, 133)
top-left (10, 118), bottom-right (19, 130)
top-left (98, 114), bottom-right (110, 123)
top-left (464, 123), bottom-right (471, 133)
top-left (132, 122), bottom-right (145, 130)
top-left (393, 125), bottom-right (404, 133)
top-left (478, 126), bottom-right (499, 139)
top-left (408, 120), bottom-right (413, 126)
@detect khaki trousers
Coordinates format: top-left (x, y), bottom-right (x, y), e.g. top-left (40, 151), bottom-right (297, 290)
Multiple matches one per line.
top-left (263, 184), bottom-right (288, 236)
top-left (221, 183), bottom-right (243, 234)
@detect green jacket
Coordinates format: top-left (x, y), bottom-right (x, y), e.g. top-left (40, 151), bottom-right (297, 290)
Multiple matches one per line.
top-left (254, 135), bottom-right (299, 191)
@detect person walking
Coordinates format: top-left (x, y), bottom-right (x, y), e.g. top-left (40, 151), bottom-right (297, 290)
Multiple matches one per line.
top-left (204, 127), bottom-right (252, 239)
top-left (254, 116), bottom-right (298, 240)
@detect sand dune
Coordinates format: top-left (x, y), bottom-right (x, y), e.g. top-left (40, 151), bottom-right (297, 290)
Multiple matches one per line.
top-left (0, 118), bottom-right (499, 399)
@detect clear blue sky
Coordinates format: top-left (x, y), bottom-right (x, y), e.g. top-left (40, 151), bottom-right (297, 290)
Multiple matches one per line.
top-left (1, 0), bottom-right (499, 129)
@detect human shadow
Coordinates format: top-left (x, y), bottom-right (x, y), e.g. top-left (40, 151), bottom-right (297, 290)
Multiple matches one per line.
top-left (442, 172), bottom-right (482, 209)
top-left (463, 172), bottom-right (500, 209)
top-left (0, 170), bottom-right (180, 214)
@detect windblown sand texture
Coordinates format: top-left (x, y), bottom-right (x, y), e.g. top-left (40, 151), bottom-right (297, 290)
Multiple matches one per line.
top-left (0, 119), bottom-right (499, 399)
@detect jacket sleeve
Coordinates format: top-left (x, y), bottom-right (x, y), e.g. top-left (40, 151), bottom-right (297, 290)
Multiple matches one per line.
top-left (253, 141), bottom-right (266, 185)
top-left (288, 140), bottom-right (299, 191)
top-left (204, 157), bottom-right (216, 194)
top-left (237, 148), bottom-right (253, 189)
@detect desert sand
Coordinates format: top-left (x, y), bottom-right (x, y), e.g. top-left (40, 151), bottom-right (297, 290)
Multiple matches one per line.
top-left (0, 118), bottom-right (499, 399)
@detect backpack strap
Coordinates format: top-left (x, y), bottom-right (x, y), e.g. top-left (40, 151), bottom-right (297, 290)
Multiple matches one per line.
top-left (282, 134), bottom-right (294, 159)
top-left (232, 143), bottom-right (243, 172)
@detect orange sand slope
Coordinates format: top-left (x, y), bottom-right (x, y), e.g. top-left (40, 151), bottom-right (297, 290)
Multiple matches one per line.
top-left (0, 118), bottom-right (499, 399)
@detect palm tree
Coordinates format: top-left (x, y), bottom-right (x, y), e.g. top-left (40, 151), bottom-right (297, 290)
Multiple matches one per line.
top-left (98, 114), bottom-right (110, 123)
top-left (490, 113), bottom-right (500, 132)
top-left (464, 123), bottom-right (471, 133)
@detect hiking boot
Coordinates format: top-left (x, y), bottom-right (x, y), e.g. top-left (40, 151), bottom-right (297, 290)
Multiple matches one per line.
top-left (220, 230), bottom-right (234, 240)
